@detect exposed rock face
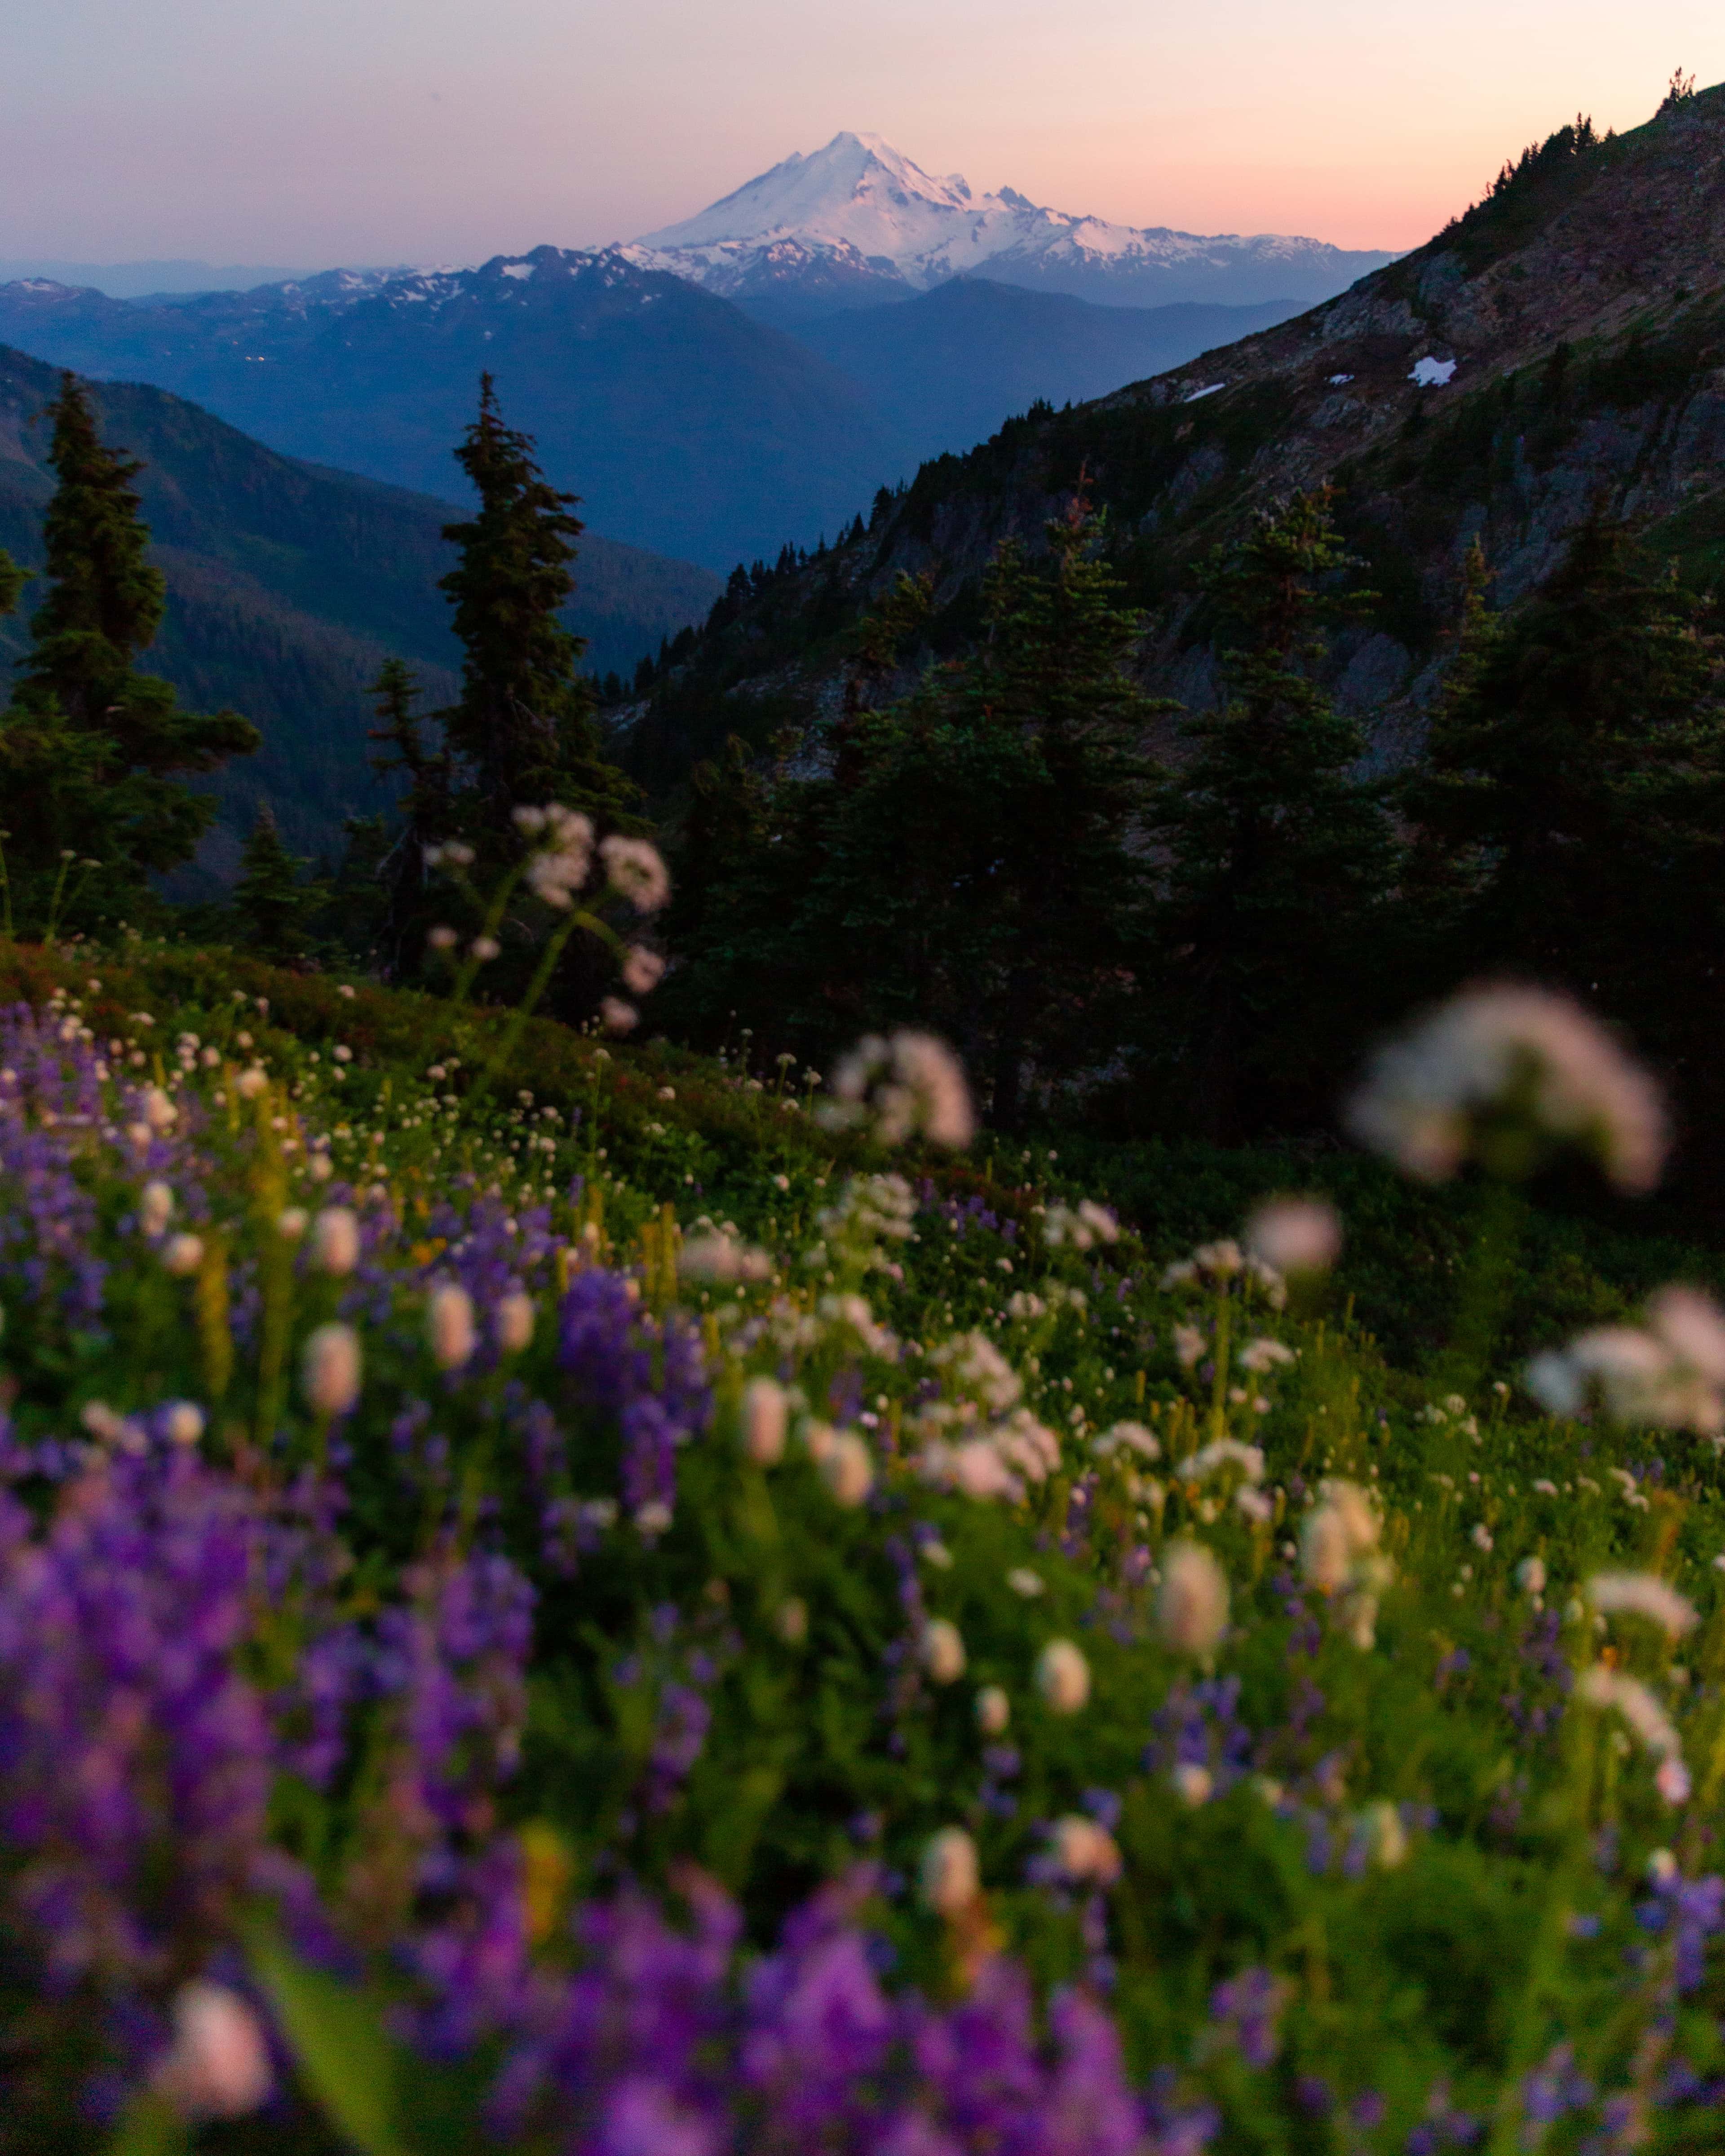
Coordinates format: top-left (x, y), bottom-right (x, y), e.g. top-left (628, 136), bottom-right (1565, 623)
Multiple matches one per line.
top-left (639, 88), bottom-right (1725, 779)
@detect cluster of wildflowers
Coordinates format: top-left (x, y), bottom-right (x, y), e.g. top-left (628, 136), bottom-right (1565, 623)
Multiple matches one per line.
top-left (0, 975), bottom-right (1721, 2151)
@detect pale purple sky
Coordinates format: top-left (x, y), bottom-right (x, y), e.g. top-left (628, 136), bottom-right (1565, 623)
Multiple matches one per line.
top-left (6, 0), bottom-right (1722, 264)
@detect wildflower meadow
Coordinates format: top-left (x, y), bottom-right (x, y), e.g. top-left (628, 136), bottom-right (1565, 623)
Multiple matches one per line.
top-left (4, 864), bottom-right (1725, 2156)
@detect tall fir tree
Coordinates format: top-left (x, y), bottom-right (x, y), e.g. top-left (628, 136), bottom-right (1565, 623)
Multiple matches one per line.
top-left (1402, 510), bottom-right (1725, 1091)
top-left (1141, 487), bottom-right (1398, 1139)
top-left (0, 375), bottom-right (257, 927)
top-left (231, 802), bottom-right (316, 958)
top-left (367, 658), bottom-right (450, 976)
top-left (664, 498), bottom-right (1157, 1122)
top-left (437, 375), bottom-right (637, 832)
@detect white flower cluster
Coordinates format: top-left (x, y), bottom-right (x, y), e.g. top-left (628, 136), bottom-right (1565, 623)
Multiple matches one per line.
top-left (598, 833), bottom-right (671, 913)
top-left (1161, 1237), bottom-right (1286, 1310)
top-left (679, 1232), bottom-right (773, 1285)
top-left (812, 1171), bottom-right (916, 1275)
top-left (1577, 1666), bottom-right (1690, 1804)
top-left (1300, 1479), bottom-right (1393, 1649)
top-left (1042, 1199), bottom-right (1119, 1249)
top-left (1244, 1196), bottom-right (1341, 1275)
top-left (819, 1031), bottom-right (974, 1149)
top-left (515, 804), bottom-right (595, 909)
top-left (911, 1327), bottom-right (1062, 1502)
top-left (1347, 985), bottom-right (1667, 1193)
top-left (1584, 1570), bottom-right (1697, 1639)
top-left (1526, 1286), bottom-right (1725, 1435)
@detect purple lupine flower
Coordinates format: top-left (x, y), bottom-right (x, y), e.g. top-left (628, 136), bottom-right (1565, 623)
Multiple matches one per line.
top-left (557, 1269), bottom-right (710, 1526)
top-left (0, 1446), bottom-right (272, 1985)
top-left (1208, 1968), bottom-right (1285, 2070)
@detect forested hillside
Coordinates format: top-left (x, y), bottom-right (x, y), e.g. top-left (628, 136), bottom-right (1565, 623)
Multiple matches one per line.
top-left (0, 346), bottom-right (717, 876)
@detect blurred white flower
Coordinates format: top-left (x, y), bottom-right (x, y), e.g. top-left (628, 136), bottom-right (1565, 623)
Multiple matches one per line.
top-left (1238, 1336), bottom-right (1296, 1374)
top-left (1577, 1665), bottom-right (1688, 1801)
top-left (1516, 1556), bottom-right (1547, 1596)
top-left (153, 1981), bottom-right (272, 2120)
top-left (1347, 985), bottom-right (1666, 1193)
top-left (312, 1206), bottom-right (360, 1277)
top-left (599, 834), bottom-right (671, 912)
top-left (820, 1431), bottom-right (875, 1506)
top-left (495, 1291), bottom-right (535, 1354)
top-left (164, 1402), bottom-right (205, 1447)
top-left (428, 1283), bottom-right (477, 1370)
top-left (1527, 1285), bottom-right (1725, 1434)
top-left (1585, 1571), bottom-right (1697, 1639)
top-left (1044, 1199), bottom-right (1119, 1249)
top-left (234, 1066), bottom-right (269, 1100)
top-left (1006, 1567), bottom-right (1045, 1598)
top-left (1157, 1541), bottom-right (1230, 1657)
top-left (920, 1826), bottom-right (980, 1916)
top-left (1244, 1195), bottom-right (1341, 1275)
top-left (1173, 1325), bottom-right (1205, 1370)
top-left (139, 1180), bottom-right (174, 1237)
top-left (600, 997), bottom-right (638, 1035)
top-left (1360, 1801), bottom-right (1408, 1869)
top-left (302, 1322), bottom-right (361, 1416)
top-left (775, 1597), bottom-right (809, 1644)
top-left (821, 1031), bottom-right (973, 1148)
top-left (163, 1233), bottom-right (204, 1277)
top-left (277, 1207), bottom-right (307, 1241)
top-left (622, 945), bottom-right (666, 995)
top-left (1172, 1762), bottom-right (1214, 1807)
top-left (1052, 1814), bottom-right (1122, 1886)
top-left (740, 1375), bottom-right (788, 1464)
top-left (920, 1617), bottom-right (967, 1683)
top-left (141, 1085), bottom-right (177, 1132)
top-left (975, 1684), bottom-right (1011, 1736)
top-left (1035, 1638), bottom-right (1091, 1714)
top-left (679, 1232), bottom-right (771, 1284)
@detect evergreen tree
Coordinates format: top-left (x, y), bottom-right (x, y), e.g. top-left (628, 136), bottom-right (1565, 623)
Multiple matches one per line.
top-left (367, 658), bottom-right (451, 976)
top-left (437, 375), bottom-right (636, 831)
top-left (231, 802), bottom-right (316, 958)
top-left (666, 498), bottom-right (1157, 1122)
top-left (1141, 487), bottom-right (1398, 1139)
top-left (1402, 511), bottom-right (1725, 1081)
top-left (0, 375), bottom-right (258, 927)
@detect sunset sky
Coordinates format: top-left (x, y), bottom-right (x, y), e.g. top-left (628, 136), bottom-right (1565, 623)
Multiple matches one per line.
top-left (7, 0), bottom-right (1724, 265)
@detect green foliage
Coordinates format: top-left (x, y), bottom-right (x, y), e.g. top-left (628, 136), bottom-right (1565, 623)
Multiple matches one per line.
top-left (0, 376), bottom-right (259, 928)
top-left (665, 505), bottom-right (1160, 1119)
top-left (437, 375), bottom-right (635, 831)
top-left (1139, 488), bottom-right (1400, 1139)
top-left (1403, 514), bottom-right (1725, 1117)
top-left (231, 803), bottom-right (320, 959)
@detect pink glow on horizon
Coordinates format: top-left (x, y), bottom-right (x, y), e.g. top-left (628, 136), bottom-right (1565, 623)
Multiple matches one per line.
top-left (3, 0), bottom-right (1723, 265)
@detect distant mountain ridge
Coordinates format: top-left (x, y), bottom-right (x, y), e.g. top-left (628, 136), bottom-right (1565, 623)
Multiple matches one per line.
top-left (628, 131), bottom-right (1397, 315)
top-left (619, 87), bottom-right (1725, 791)
top-left (0, 344), bottom-right (718, 883)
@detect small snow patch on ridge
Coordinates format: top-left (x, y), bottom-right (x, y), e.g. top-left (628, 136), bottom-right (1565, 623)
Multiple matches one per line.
top-left (501, 262), bottom-right (535, 281)
top-left (1410, 356), bottom-right (1456, 387)
top-left (1185, 382), bottom-right (1226, 403)
top-left (1328, 372), bottom-right (1353, 384)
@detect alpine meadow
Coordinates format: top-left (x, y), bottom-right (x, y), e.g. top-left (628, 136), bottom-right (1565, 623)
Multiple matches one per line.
top-left (9, 46), bottom-right (1725, 2156)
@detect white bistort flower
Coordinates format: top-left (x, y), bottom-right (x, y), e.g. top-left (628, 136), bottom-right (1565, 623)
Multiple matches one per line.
top-left (1035, 1638), bottom-right (1091, 1714)
top-left (1584, 1572), bottom-right (1698, 1639)
top-left (495, 1292), bottom-right (535, 1354)
top-left (1576, 1666), bottom-right (1689, 1803)
top-left (920, 1827), bottom-right (980, 1915)
top-left (1157, 1541), bottom-right (1230, 1657)
top-left (920, 1618), bottom-right (967, 1683)
top-left (599, 834), bottom-right (671, 913)
top-left (428, 1283), bottom-right (477, 1370)
top-left (302, 1322), bottom-right (362, 1416)
top-left (1244, 1195), bottom-right (1341, 1275)
top-left (975, 1684), bottom-right (1011, 1735)
top-left (1346, 984), bottom-right (1666, 1193)
top-left (1527, 1285), bottom-right (1725, 1435)
top-left (153, 1981), bottom-right (273, 2120)
top-left (820, 1431), bottom-right (875, 1507)
top-left (740, 1376), bottom-right (788, 1464)
top-left (1051, 1814), bottom-right (1123, 1886)
top-left (312, 1205), bottom-right (361, 1276)
top-left (821, 1030), bottom-right (975, 1149)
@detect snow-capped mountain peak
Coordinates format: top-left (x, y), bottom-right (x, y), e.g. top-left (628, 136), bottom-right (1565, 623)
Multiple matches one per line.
top-left (628, 134), bottom-right (1396, 315)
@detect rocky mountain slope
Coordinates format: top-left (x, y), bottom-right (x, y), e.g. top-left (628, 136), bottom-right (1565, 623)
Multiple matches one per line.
top-left (629, 131), bottom-right (1395, 315)
top-left (0, 346), bottom-right (718, 880)
top-left (624, 85), bottom-right (1725, 784)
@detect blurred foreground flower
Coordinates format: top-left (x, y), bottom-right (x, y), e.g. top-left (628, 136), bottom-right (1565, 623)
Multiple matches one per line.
top-left (1244, 1195), bottom-right (1341, 1275)
top-left (1526, 1285), bottom-right (1725, 1434)
top-left (1346, 984), bottom-right (1666, 1192)
top-left (819, 1031), bottom-right (974, 1148)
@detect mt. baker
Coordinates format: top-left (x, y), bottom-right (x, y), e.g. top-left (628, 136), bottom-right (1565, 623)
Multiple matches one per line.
top-left (628, 132), bottom-right (1395, 317)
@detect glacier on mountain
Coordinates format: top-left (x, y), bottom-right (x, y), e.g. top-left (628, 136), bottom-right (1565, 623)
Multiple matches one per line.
top-left (627, 131), bottom-right (1396, 312)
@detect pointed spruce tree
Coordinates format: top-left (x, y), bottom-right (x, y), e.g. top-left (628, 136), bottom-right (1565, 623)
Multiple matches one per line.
top-left (1141, 486), bottom-right (1398, 1139)
top-left (437, 375), bottom-right (637, 835)
top-left (1402, 509), bottom-right (1725, 1087)
top-left (0, 374), bottom-right (258, 927)
top-left (232, 802), bottom-right (316, 958)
